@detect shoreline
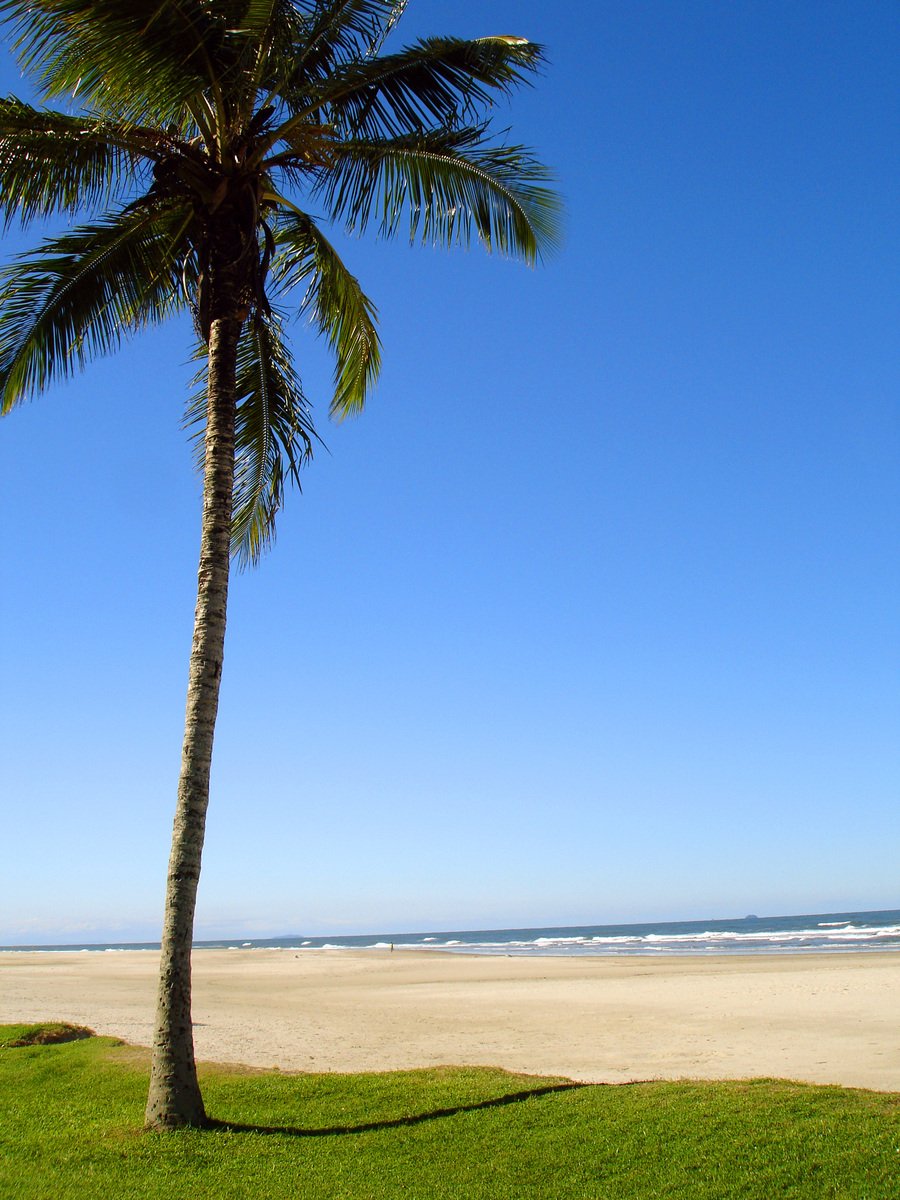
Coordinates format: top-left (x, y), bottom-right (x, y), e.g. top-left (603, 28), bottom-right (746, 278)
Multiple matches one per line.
top-left (2, 949), bottom-right (898, 1091)
top-left (3, 944), bottom-right (899, 957)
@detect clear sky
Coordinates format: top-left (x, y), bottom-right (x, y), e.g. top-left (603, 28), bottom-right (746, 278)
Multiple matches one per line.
top-left (1, 1), bottom-right (897, 944)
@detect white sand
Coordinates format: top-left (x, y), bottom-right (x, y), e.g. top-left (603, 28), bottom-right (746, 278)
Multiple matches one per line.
top-left (2, 949), bottom-right (898, 1091)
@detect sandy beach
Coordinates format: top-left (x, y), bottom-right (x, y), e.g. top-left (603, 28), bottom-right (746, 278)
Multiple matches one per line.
top-left (2, 949), bottom-right (898, 1091)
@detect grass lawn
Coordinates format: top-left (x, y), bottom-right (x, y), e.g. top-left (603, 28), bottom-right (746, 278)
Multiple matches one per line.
top-left (1, 1023), bottom-right (897, 1198)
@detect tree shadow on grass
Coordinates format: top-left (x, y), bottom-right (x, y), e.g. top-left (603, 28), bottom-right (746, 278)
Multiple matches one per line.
top-left (207, 1082), bottom-right (588, 1138)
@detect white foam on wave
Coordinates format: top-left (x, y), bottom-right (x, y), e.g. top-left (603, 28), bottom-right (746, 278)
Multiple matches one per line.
top-left (445, 921), bottom-right (900, 955)
top-left (533, 936), bottom-right (590, 946)
top-left (620, 925), bottom-right (900, 945)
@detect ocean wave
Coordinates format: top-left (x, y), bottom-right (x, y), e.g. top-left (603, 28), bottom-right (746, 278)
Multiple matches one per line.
top-left (533, 935), bottom-right (592, 946)
top-left (422, 921), bottom-right (900, 957)
top-left (5, 910), bottom-right (899, 957)
top-left (485, 924), bottom-right (900, 949)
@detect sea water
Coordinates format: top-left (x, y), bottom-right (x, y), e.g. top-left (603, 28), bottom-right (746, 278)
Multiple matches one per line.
top-left (5, 908), bottom-right (900, 956)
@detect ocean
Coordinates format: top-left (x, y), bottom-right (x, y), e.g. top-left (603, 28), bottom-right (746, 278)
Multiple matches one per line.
top-left (5, 908), bottom-right (900, 956)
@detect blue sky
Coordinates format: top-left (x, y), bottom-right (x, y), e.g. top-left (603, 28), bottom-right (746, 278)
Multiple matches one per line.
top-left (1, 1), bottom-right (897, 944)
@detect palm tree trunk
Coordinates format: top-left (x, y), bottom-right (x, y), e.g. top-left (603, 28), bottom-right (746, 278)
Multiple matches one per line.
top-left (144, 309), bottom-right (242, 1130)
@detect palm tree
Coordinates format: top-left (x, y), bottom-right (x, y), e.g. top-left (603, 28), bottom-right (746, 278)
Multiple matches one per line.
top-left (0, 0), bottom-right (559, 1129)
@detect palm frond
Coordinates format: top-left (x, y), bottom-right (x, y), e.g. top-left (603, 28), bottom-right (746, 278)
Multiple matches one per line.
top-left (0, 199), bottom-right (191, 413)
top-left (273, 208), bottom-right (380, 417)
top-left (315, 129), bottom-right (562, 264)
top-left (0, 99), bottom-right (154, 226)
top-left (291, 0), bottom-right (403, 84)
top-left (310, 36), bottom-right (545, 141)
top-left (0, 0), bottom-right (232, 122)
top-left (238, 0), bottom-right (283, 34)
top-left (233, 0), bottom-right (305, 102)
top-left (185, 312), bottom-right (317, 565)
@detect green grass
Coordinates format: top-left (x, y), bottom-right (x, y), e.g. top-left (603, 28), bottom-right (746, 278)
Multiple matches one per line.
top-left (2, 1025), bottom-right (898, 1199)
top-left (0, 1021), bottom-right (95, 1047)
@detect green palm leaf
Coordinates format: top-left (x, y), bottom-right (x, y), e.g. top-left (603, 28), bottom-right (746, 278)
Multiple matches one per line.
top-left (0, 0), bottom-right (230, 122)
top-left (307, 36), bottom-right (545, 141)
top-left (230, 0), bottom-right (306, 105)
top-left (290, 0), bottom-right (404, 84)
top-left (0, 99), bottom-right (152, 225)
top-left (0, 199), bottom-right (191, 412)
top-left (274, 209), bottom-right (380, 417)
top-left (317, 128), bottom-right (561, 263)
top-left (186, 312), bottom-right (317, 565)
